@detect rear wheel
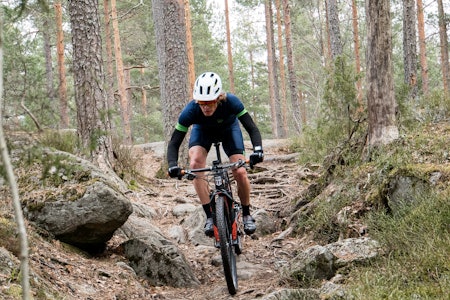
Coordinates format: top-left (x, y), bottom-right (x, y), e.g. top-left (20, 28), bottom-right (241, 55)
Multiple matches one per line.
top-left (215, 195), bottom-right (238, 295)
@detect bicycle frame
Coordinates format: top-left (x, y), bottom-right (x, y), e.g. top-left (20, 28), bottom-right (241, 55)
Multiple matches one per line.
top-left (181, 142), bottom-right (245, 294)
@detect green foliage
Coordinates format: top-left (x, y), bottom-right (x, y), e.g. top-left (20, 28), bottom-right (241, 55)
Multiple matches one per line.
top-left (419, 90), bottom-right (450, 123)
top-left (295, 56), bottom-right (363, 164)
top-left (111, 137), bottom-right (141, 183)
top-left (346, 191), bottom-right (450, 299)
top-left (293, 120), bottom-right (450, 297)
top-left (39, 130), bottom-right (79, 154)
top-left (0, 217), bottom-right (20, 256)
top-left (131, 111), bottom-right (164, 144)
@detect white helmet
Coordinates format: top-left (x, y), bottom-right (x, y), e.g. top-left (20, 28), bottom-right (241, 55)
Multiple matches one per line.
top-left (193, 72), bottom-right (222, 101)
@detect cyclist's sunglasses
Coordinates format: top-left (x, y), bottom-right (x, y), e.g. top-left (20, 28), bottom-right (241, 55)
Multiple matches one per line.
top-left (196, 100), bottom-right (218, 106)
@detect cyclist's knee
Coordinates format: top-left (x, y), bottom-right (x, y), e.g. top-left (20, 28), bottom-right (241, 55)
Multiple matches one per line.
top-left (189, 146), bottom-right (207, 168)
top-left (233, 166), bottom-right (247, 181)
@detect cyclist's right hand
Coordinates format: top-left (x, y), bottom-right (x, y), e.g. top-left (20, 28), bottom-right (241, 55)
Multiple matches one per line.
top-left (168, 166), bottom-right (183, 180)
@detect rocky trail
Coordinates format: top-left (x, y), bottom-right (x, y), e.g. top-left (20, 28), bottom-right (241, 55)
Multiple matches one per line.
top-left (129, 139), bottom-right (313, 299)
top-left (2, 139), bottom-right (320, 300)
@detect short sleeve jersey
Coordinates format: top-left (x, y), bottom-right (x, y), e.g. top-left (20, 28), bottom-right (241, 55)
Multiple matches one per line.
top-left (175, 93), bottom-right (247, 133)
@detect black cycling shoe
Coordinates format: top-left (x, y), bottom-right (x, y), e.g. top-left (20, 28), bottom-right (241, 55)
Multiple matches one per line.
top-left (243, 215), bottom-right (256, 235)
top-left (204, 217), bottom-right (214, 237)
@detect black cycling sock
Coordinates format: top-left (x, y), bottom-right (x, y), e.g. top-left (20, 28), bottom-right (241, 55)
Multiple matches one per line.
top-left (242, 205), bottom-right (250, 216)
top-left (202, 203), bottom-right (212, 218)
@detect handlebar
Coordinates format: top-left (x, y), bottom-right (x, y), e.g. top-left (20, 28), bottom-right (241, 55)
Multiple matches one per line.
top-left (180, 159), bottom-right (249, 180)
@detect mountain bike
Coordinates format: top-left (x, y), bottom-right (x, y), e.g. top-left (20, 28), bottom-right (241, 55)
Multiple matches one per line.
top-left (181, 142), bottom-right (246, 295)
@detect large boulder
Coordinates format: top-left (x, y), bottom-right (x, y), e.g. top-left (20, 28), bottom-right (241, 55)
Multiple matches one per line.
top-left (21, 149), bottom-right (133, 251)
top-left (119, 215), bottom-right (200, 288)
top-left (24, 180), bottom-right (132, 250)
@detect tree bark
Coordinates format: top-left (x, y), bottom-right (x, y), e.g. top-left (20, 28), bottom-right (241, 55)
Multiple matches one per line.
top-left (282, 0), bottom-right (302, 132)
top-left (68, 0), bottom-right (113, 169)
top-left (103, 0), bottom-right (116, 123)
top-left (402, 0), bottom-right (418, 101)
top-left (225, 0), bottom-right (235, 94)
top-left (275, 0), bottom-right (288, 134)
top-left (326, 0), bottom-right (343, 59)
top-left (111, 0), bottom-right (133, 144)
top-left (55, 1), bottom-right (69, 129)
top-left (366, 0), bottom-right (399, 146)
top-left (351, 0), bottom-right (363, 112)
top-left (437, 0), bottom-right (449, 94)
top-left (152, 0), bottom-right (190, 165)
top-left (416, 0), bottom-right (429, 95)
top-left (265, 0), bottom-right (284, 138)
top-left (42, 18), bottom-right (55, 114)
top-left (185, 0), bottom-right (196, 97)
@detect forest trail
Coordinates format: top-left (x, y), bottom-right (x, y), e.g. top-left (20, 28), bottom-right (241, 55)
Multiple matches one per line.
top-left (131, 139), bottom-right (314, 299)
top-left (15, 138), bottom-right (314, 300)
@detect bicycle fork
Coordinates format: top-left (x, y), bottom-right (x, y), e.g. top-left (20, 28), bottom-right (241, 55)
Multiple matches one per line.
top-left (210, 193), bottom-right (242, 249)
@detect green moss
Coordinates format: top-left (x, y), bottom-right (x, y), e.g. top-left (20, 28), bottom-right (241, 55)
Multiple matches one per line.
top-left (3, 283), bottom-right (22, 298)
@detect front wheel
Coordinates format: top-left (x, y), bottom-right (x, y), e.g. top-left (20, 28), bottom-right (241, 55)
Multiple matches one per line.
top-left (215, 195), bottom-right (238, 295)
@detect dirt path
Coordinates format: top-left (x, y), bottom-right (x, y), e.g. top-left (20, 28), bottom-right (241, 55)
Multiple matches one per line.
top-left (132, 140), bottom-right (311, 299)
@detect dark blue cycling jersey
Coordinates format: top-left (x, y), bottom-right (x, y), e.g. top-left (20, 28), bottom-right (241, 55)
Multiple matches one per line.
top-left (167, 93), bottom-right (262, 167)
top-left (175, 93), bottom-right (247, 133)
top-left (176, 93), bottom-right (247, 156)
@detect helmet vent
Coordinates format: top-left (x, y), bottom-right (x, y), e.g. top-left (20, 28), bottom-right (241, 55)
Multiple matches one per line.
top-left (193, 72), bottom-right (222, 100)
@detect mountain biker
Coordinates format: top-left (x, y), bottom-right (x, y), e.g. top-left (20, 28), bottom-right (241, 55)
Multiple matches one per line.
top-left (167, 71), bottom-right (264, 236)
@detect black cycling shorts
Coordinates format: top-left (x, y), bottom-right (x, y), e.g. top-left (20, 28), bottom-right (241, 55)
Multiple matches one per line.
top-left (189, 119), bottom-right (245, 157)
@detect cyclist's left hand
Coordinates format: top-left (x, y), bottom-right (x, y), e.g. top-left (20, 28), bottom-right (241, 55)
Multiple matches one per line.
top-left (249, 147), bottom-right (264, 168)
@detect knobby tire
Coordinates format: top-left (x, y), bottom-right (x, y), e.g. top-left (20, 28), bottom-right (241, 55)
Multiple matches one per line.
top-left (215, 195), bottom-right (238, 295)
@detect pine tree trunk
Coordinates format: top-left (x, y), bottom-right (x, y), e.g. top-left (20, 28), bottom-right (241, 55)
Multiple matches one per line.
top-left (351, 0), bottom-right (363, 112)
top-left (103, 0), bottom-right (116, 123)
top-left (366, 0), bottom-right (399, 146)
top-left (437, 0), bottom-right (450, 94)
top-left (416, 0), bottom-right (429, 95)
top-left (55, 1), bottom-right (69, 128)
top-left (327, 0), bottom-right (343, 59)
top-left (68, 0), bottom-right (113, 169)
top-left (152, 0), bottom-right (190, 165)
top-left (111, 0), bottom-right (133, 145)
top-left (185, 0), bottom-right (196, 97)
top-left (282, 0), bottom-right (302, 132)
top-left (265, 0), bottom-right (283, 138)
top-left (402, 0), bottom-right (418, 101)
top-left (225, 0), bottom-right (235, 94)
top-left (275, 0), bottom-right (288, 135)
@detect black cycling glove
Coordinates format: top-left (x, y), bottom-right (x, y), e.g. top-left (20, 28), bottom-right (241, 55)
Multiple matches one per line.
top-left (168, 166), bottom-right (183, 180)
top-left (249, 146), bottom-right (264, 169)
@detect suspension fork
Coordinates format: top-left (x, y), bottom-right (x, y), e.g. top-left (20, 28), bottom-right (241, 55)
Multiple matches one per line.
top-left (210, 190), bottom-right (238, 243)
